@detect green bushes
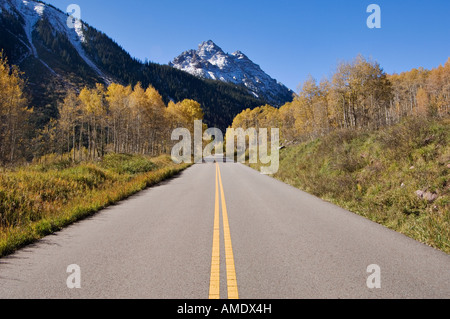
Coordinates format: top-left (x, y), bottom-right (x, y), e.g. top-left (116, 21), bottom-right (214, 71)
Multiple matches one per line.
top-left (100, 154), bottom-right (156, 175)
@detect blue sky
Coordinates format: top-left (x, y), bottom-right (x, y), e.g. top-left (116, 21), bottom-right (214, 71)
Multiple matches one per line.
top-left (45, 0), bottom-right (450, 91)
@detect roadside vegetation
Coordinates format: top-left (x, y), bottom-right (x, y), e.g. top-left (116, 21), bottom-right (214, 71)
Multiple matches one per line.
top-left (0, 53), bottom-right (198, 257)
top-left (232, 55), bottom-right (450, 254)
top-left (250, 117), bottom-right (450, 254)
top-left (0, 154), bottom-right (191, 257)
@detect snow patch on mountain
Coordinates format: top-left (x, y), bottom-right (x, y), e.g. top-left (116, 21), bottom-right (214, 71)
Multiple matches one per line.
top-left (73, 18), bottom-right (85, 43)
top-left (13, 0), bottom-right (39, 57)
top-left (1, 0), bottom-right (110, 82)
top-left (33, 1), bottom-right (43, 16)
top-left (169, 40), bottom-right (293, 106)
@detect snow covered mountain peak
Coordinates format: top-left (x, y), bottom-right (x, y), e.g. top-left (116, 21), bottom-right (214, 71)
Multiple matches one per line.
top-left (0, 2), bottom-right (276, 129)
top-left (198, 40), bottom-right (223, 54)
top-left (169, 40), bottom-right (293, 106)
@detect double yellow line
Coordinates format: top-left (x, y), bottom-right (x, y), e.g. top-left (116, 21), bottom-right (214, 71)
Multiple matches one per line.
top-left (209, 163), bottom-right (239, 299)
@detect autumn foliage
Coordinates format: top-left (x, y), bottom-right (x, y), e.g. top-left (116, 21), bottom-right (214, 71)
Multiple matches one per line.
top-left (232, 55), bottom-right (450, 144)
top-left (0, 52), bottom-right (32, 165)
top-left (35, 83), bottom-right (204, 162)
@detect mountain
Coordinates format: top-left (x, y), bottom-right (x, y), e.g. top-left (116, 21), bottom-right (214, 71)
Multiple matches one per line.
top-left (170, 40), bottom-right (293, 107)
top-left (0, 0), bottom-right (269, 130)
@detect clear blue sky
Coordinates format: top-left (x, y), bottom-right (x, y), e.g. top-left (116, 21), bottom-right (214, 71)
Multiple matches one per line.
top-left (45, 0), bottom-right (450, 91)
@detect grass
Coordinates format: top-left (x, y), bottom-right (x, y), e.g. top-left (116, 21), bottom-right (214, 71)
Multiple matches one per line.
top-left (0, 154), bottom-right (191, 257)
top-left (250, 117), bottom-right (450, 254)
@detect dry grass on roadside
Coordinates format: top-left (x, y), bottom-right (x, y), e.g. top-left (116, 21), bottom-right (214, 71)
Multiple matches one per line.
top-left (0, 154), bottom-right (191, 257)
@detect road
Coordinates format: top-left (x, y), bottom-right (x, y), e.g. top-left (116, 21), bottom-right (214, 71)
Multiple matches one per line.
top-left (0, 157), bottom-right (449, 299)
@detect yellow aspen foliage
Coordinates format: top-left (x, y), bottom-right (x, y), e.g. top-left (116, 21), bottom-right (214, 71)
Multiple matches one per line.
top-left (0, 51), bottom-right (32, 164)
top-left (168, 99), bottom-right (204, 130)
top-left (416, 87), bottom-right (430, 116)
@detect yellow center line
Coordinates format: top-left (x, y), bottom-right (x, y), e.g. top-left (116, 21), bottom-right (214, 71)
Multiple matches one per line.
top-left (208, 164), bottom-right (221, 299)
top-left (217, 163), bottom-right (239, 300)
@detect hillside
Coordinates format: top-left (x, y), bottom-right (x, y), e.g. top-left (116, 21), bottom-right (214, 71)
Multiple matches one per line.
top-left (251, 117), bottom-right (450, 253)
top-left (0, 0), bottom-right (270, 130)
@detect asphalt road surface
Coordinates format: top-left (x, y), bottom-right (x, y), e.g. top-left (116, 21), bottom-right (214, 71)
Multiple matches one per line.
top-left (0, 157), bottom-right (449, 299)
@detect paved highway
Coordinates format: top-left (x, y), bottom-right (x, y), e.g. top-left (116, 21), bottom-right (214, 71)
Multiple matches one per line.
top-left (0, 157), bottom-right (449, 299)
